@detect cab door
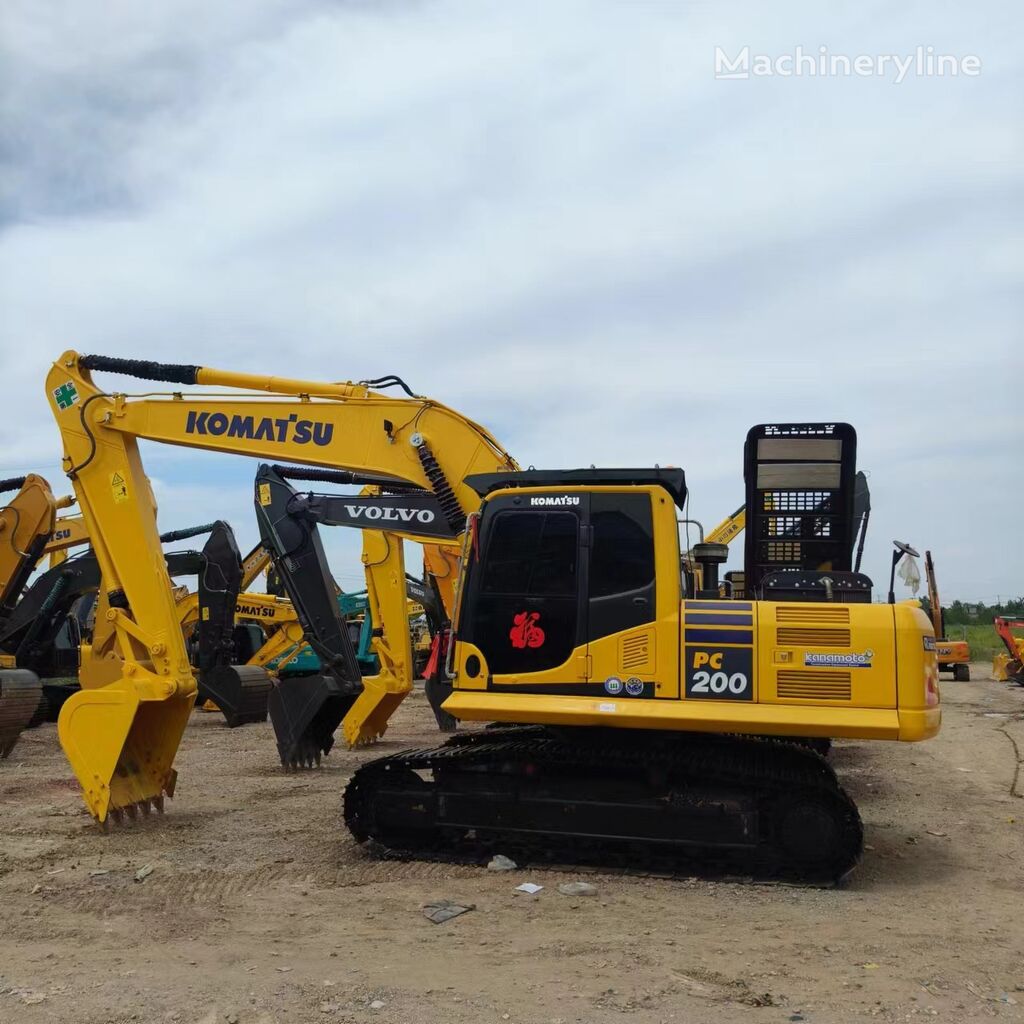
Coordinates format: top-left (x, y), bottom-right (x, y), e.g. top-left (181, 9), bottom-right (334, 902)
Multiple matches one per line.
top-left (584, 490), bottom-right (663, 698)
top-left (461, 494), bottom-right (589, 685)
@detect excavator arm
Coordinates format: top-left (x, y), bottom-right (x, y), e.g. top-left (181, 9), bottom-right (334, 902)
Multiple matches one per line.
top-left (45, 350), bottom-right (517, 820)
top-left (0, 475), bottom-right (59, 616)
top-left (994, 617), bottom-right (1024, 685)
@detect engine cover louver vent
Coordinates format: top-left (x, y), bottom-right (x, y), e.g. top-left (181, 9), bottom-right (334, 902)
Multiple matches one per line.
top-left (775, 606), bottom-right (850, 624)
top-left (776, 627), bottom-right (852, 647)
top-left (777, 669), bottom-right (852, 701)
top-left (620, 630), bottom-right (654, 671)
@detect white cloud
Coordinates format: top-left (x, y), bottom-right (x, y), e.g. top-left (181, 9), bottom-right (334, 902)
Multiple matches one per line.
top-left (1, 0), bottom-right (1021, 601)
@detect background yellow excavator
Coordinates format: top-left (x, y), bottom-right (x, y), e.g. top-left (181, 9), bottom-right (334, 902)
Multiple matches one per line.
top-left (45, 354), bottom-right (938, 882)
top-left (0, 474), bottom-right (78, 754)
top-left (2, 518), bottom-right (274, 732)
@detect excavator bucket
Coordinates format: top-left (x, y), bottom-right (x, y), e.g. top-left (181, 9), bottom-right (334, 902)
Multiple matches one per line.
top-left (57, 683), bottom-right (194, 824)
top-left (197, 665), bottom-right (272, 727)
top-left (341, 679), bottom-right (410, 747)
top-left (0, 669), bottom-right (42, 758)
top-left (268, 675), bottom-right (356, 768)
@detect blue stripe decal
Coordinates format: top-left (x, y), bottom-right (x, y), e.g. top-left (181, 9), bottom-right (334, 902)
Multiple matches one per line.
top-left (685, 612), bottom-right (754, 626)
top-left (685, 601), bottom-right (753, 611)
top-left (685, 628), bottom-right (754, 645)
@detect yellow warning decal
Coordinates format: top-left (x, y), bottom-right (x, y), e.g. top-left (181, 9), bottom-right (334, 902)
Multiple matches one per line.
top-left (110, 471), bottom-right (128, 503)
top-left (258, 483), bottom-right (272, 506)
top-left (201, 607), bottom-right (210, 621)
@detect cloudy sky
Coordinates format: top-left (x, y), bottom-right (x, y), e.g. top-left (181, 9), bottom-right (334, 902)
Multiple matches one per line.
top-left (1, 1), bottom-right (1021, 600)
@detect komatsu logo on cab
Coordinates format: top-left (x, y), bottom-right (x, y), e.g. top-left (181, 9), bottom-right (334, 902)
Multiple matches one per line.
top-left (529, 495), bottom-right (580, 506)
top-left (185, 411), bottom-right (333, 446)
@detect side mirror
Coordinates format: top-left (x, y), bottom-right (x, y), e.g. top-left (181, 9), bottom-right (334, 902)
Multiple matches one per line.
top-left (888, 540), bottom-right (921, 604)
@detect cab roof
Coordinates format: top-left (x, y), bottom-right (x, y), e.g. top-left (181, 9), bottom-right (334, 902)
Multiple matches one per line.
top-left (464, 468), bottom-right (687, 509)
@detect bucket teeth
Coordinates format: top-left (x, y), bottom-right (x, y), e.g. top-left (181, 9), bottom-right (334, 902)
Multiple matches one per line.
top-left (96, 793), bottom-right (168, 830)
top-left (280, 743), bottom-right (328, 771)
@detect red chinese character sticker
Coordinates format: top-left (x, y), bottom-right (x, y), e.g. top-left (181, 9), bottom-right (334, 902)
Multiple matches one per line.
top-left (509, 611), bottom-right (545, 649)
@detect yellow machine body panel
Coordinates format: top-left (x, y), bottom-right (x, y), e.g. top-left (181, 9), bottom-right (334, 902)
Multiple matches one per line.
top-left (448, 483), bottom-right (940, 744)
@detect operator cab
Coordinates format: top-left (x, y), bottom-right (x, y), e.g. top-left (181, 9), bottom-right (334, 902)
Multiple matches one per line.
top-left (458, 469), bottom-right (684, 683)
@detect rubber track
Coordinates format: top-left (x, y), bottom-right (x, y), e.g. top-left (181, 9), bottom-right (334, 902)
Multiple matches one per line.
top-left (343, 728), bottom-right (862, 883)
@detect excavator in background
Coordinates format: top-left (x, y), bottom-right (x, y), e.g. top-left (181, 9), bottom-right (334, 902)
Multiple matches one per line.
top-left (0, 520), bottom-right (271, 732)
top-left (43, 511), bottom-right (92, 566)
top-left (44, 354), bottom-right (938, 883)
top-left (252, 463), bottom-right (460, 764)
top-left (263, 566), bottom-right (445, 696)
top-left (994, 617), bottom-right (1024, 685)
top-left (924, 551), bottom-right (971, 681)
top-left (0, 474), bottom-right (74, 755)
top-left (178, 529), bottom-right (449, 734)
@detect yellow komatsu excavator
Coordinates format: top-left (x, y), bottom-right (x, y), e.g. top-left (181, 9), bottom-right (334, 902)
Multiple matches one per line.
top-left (45, 354), bottom-right (938, 882)
top-left (345, 428), bottom-right (938, 881)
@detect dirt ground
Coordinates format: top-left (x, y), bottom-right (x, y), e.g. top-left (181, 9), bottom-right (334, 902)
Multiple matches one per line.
top-left (2, 666), bottom-right (1022, 1024)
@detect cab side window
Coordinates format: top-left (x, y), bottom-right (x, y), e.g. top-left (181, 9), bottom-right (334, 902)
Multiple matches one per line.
top-left (588, 493), bottom-right (655, 639)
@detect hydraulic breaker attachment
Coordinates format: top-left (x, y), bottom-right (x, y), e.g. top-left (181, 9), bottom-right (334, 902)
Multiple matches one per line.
top-left (268, 674), bottom-right (359, 768)
top-left (197, 664), bottom-right (272, 727)
top-left (57, 672), bottom-right (195, 824)
top-left (0, 669), bottom-right (42, 757)
top-left (190, 521), bottom-right (273, 726)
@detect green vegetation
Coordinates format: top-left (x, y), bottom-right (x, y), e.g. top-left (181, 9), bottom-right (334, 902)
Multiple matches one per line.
top-left (936, 622), bottom-right (1011, 662)
top-left (943, 597), bottom-right (1023, 626)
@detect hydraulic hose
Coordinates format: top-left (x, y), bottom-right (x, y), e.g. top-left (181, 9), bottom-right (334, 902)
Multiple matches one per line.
top-left (79, 354), bottom-right (200, 385)
top-left (268, 464), bottom-right (424, 496)
top-left (159, 523), bottom-right (218, 544)
top-left (0, 477), bottom-right (27, 495)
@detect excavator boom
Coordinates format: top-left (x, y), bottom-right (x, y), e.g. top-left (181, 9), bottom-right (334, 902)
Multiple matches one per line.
top-left (45, 351), bottom-right (516, 820)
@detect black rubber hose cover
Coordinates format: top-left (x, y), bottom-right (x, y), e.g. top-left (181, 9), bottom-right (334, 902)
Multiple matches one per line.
top-left (79, 355), bottom-right (200, 386)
